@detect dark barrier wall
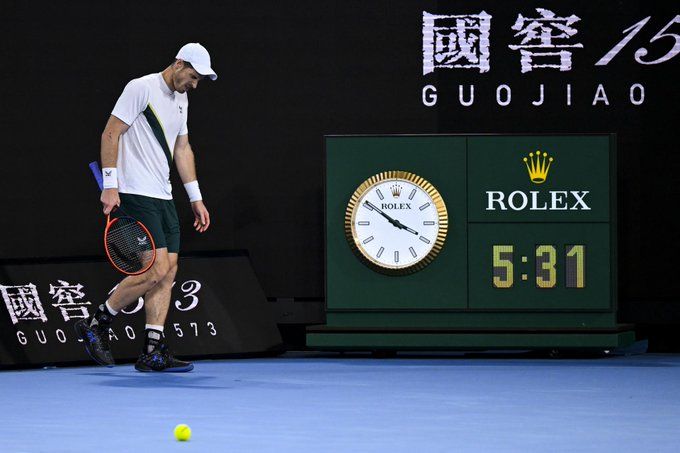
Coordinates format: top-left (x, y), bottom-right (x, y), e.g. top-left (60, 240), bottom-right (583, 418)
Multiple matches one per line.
top-left (1, 2), bottom-right (679, 325)
top-left (0, 254), bottom-right (282, 366)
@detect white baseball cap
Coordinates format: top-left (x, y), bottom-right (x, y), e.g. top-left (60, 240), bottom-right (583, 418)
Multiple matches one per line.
top-left (175, 43), bottom-right (217, 81)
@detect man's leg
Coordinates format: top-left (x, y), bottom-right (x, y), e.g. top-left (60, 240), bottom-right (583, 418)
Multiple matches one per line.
top-left (107, 248), bottom-right (171, 312)
top-left (135, 253), bottom-right (194, 372)
top-left (74, 249), bottom-right (171, 366)
top-left (143, 252), bottom-right (178, 328)
top-left (140, 252), bottom-right (178, 354)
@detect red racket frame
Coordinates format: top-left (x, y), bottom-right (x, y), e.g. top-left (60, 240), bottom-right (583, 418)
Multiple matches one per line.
top-left (103, 214), bottom-right (157, 276)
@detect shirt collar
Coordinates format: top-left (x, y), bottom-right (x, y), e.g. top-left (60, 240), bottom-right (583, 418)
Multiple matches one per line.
top-left (158, 73), bottom-right (174, 96)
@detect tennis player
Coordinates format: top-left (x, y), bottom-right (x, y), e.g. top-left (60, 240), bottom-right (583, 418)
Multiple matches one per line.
top-left (75, 43), bottom-right (217, 372)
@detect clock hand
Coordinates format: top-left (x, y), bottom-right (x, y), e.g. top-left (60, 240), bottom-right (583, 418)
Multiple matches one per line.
top-left (392, 218), bottom-right (419, 235)
top-left (401, 224), bottom-right (419, 235)
top-left (364, 201), bottom-right (419, 235)
top-left (364, 201), bottom-right (401, 228)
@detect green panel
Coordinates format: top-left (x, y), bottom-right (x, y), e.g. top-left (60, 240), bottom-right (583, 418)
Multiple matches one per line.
top-left (315, 134), bottom-right (620, 351)
top-left (306, 331), bottom-right (635, 350)
top-left (325, 312), bottom-right (618, 329)
top-left (468, 136), bottom-right (610, 222)
top-left (468, 223), bottom-right (610, 310)
top-left (326, 136), bottom-right (467, 310)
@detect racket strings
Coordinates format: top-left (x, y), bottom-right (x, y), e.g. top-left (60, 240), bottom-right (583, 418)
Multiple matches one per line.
top-left (106, 217), bottom-right (154, 274)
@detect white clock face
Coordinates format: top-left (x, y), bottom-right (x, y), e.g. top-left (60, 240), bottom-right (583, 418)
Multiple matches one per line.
top-left (349, 175), bottom-right (447, 272)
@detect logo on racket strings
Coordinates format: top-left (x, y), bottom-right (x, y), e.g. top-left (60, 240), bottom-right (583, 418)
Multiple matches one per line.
top-left (137, 236), bottom-right (148, 246)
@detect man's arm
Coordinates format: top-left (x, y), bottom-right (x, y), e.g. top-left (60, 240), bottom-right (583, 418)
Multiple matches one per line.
top-left (100, 115), bottom-right (130, 215)
top-left (174, 134), bottom-right (210, 233)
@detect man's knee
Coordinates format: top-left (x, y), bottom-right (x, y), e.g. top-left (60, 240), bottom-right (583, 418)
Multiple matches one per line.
top-left (161, 264), bottom-right (178, 287)
top-left (155, 262), bottom-right (179, 291)
top-left (167, 263), bottom-right (178, 279)
top-left (164, 254), bottom-right (179, 282)
top-left (147, 257), bottom-right (170, 286)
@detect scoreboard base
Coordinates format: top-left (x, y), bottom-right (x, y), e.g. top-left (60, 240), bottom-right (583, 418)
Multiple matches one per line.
top-left (306, 325), bottom-right (635, 351)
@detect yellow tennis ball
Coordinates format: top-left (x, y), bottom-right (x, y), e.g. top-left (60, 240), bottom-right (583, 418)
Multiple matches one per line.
top-left (174, 424), bottom-right (192, 441)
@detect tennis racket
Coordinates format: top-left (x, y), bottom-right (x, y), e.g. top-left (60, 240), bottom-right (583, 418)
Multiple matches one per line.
top-left (89, 161), bottom-right (157, 275)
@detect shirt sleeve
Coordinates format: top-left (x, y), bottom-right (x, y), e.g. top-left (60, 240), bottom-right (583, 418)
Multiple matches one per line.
top-left (179, 102), bottom-right (189, 136)
top-left (111, 79), bottom-right (149, 126)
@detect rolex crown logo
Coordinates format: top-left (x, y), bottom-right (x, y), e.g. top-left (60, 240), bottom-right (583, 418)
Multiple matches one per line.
top-left (523, 151), bottom-right (554, 184)
top-left (390, 184), bottom-right (402, 198)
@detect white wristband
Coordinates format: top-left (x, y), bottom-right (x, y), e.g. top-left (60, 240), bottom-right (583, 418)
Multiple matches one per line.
top-left (184, 180), bottom-right (203, 202)
top-left (102, 167), bottom-right (118, 189)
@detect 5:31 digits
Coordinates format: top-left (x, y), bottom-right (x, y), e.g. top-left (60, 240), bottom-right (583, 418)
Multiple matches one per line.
top-left (493, 245), bottom-right (585, 289)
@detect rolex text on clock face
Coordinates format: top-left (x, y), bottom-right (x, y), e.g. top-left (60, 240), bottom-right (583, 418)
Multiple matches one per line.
top-left (346, 171), bottom-right (448, 275)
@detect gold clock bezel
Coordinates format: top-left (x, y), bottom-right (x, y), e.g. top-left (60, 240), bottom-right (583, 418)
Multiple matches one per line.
top-left (344, 170), bottom-right (449, 276)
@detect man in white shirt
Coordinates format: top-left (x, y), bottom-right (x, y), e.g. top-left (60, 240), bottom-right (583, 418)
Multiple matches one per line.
top-left (75, 43), bottom-right (217, 372)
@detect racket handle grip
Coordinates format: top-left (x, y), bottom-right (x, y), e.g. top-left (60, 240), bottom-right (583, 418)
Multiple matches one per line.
top-left (89, 161), bottom-right (104, 191)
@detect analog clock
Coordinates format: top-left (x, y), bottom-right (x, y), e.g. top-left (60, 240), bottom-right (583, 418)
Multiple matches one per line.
top-left (345, 170), bottom-right (448, 275)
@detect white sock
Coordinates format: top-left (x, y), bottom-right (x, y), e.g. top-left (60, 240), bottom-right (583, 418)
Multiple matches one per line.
top-left (145, 324), bottom-right (164, 333)
top-left (105, 301), bottom-right (119, 316)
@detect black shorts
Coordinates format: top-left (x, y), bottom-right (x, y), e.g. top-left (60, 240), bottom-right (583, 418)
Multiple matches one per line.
top-left (117, 193), bottom-right (180, 253)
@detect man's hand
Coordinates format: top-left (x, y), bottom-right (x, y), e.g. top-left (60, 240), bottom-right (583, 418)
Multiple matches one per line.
top-left (101, 188), bottom-right (120, 215)
top-left (191, 200), bottom-right (210, 233)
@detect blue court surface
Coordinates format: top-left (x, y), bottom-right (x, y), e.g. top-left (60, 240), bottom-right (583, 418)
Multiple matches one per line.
top-left (1, 352), bottom-right (679, 452)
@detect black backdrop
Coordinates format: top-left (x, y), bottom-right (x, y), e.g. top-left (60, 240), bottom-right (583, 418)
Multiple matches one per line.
top-left (1, 1), bottom-right (679, 340)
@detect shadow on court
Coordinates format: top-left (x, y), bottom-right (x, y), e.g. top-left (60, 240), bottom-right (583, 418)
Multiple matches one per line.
top-left (82, 371), bottom-right (232, 390)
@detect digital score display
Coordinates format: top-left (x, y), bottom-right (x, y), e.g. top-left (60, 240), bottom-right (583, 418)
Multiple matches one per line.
top-left (492, 244), bottom-right (585, 289)
top-left (467, 135), bottom-right (613, 312)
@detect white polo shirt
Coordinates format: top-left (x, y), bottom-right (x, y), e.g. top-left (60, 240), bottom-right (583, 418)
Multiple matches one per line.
top-left (111, 73), bottom-right (188, 200)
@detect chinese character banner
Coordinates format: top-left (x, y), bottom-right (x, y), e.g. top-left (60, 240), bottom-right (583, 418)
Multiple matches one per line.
top-left (0, 255), bottom-right (282, 367)
top-left (421, 4), bottom-right (678, 107)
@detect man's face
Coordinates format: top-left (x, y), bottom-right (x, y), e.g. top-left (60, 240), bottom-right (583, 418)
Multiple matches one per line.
top-left (173, 62), bottom-right (203, 93)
